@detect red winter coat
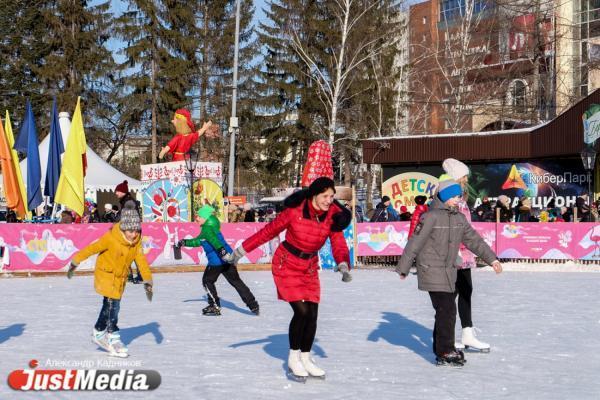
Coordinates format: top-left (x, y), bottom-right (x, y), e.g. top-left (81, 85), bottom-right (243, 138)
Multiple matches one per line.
top-left (242, 193), bottom-right (351, 303)
top-left (408, 204), bottom-right (428, 238)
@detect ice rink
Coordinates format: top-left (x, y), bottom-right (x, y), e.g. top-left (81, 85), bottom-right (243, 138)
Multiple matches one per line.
top-left (1, 268), bottom-right (599, 399)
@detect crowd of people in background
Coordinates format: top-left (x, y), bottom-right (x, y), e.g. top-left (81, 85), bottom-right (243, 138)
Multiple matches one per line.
top-left (368, 192), bottom-right (599, 224)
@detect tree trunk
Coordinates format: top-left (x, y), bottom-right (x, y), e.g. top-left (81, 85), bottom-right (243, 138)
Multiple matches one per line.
top-left (151, 55), bottom-right (157, 163)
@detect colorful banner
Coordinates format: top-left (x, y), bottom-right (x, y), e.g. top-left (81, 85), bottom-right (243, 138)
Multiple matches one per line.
top-left (382, 173), bottom-right (438, 212)
top-left (383, 160), bottom-right (590, 212)
top-left (140, 161), bottom-right (223, 186)
top-left (0, 223), bottom-right (282, 272)
top-left (142, 179), bottom-right (189, 223)
top-left (2, 222), bottom-right (600, 272)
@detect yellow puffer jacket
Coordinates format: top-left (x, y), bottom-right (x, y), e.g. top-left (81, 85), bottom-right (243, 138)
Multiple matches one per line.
top-left (72, 223), bottom-right (152, 300)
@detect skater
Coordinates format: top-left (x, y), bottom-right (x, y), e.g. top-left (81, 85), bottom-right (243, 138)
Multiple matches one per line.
top-left (66, 201), bottom-right (153, 358)
top-left (396, 178), bottom-right (502, 367)
top-left (230, 177), bottom-right (353, 381)
top-left (176, 204), bottom-right (259, 316)
top-left (408, 195), bottom-right (428, 237)
top-left (442, 158), bottom-right (495, 352)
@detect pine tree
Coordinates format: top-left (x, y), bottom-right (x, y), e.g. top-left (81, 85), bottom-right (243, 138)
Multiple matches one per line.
top-left (255, 0), bottom-right (326, 188)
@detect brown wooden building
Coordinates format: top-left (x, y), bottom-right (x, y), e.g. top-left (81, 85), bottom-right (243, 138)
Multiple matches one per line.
top-left (364, 89), bottom-right (600, 167)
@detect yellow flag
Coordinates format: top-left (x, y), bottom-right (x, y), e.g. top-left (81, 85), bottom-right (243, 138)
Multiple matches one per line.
top-left (4, 111), bottom-right (29, 219)
top-left (55, 97), bottom-right (87, 216)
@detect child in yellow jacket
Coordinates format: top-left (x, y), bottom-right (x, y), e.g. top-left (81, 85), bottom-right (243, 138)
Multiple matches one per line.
top-left (67, 202), bottom-right (152, 357)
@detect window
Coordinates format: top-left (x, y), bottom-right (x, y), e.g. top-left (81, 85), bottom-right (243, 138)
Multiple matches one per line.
top-left (508, 79), bottom-right (527, 113)
top-left (423, 16), bottom-right (427, 25)
top-left (440, 0), bottom-right (492, 23)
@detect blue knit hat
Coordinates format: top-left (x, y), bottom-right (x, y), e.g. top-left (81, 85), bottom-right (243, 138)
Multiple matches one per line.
top-left (437, 179), bottom-right (462, 203)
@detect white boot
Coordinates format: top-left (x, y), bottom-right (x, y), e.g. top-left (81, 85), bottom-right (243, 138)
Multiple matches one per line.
top-left (462, 327), bottom-right (490, 352)
top-left (107, 332), bottom-right (129, 357)
top-left (287, 350), bottom-right (308, 379)
top-left (92, 328), bottom-right (109, 349)
top-left (454, 341), bottom-right (465, 350)
top-left (300, 352), bottom-right (326, 378)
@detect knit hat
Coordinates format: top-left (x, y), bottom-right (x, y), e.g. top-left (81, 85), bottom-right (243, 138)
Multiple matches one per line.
top-left (115, 180), bottom-right (129, 194)
top-left (381, 196), bottom-right (391, 203)
top-left (197, 204), bottom-right (215, 220)
top-left (104, 203), bottom-right (113, 211)
top-left (400, 206), bottom-right (408, 213)
top-left (119, 201), bottom-right (141, 231)
top-left (437, 179), bottom-right (462, 203)
top-left (174, 108), bottom-right (195, 132)
top-left (415, 195), bottom-right (427, 205)
top-left (442, 158), bottom-right (470, 180)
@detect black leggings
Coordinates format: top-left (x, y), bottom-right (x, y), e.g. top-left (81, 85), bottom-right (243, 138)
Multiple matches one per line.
top-left (455, 268), bottom-right (473, 328)
top-left (289, 301), bottom-right (319, 352)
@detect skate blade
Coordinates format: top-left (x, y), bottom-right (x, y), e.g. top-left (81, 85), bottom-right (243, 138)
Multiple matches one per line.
top-left (308, 374), bottom-right (326, 380)
top-left (287, 370), bottom-right (308, 383)
top-left (435, 361), bottom-right (464, 368)
top-left (108, 351), bottom-right (129, 358)
top-left (464, 345), bottom-right (490, 353)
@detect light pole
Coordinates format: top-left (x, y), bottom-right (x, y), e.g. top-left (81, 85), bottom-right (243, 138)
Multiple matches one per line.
top-left (227, 0), bottom-right (241, 197)
top-left (185, 148), bottom-right (200, 221)
top-left (580, 145), bottom-right (597, 211)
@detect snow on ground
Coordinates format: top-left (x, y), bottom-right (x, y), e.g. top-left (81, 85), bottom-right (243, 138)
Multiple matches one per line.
top-left (1, 269), bottom-right (599, 400)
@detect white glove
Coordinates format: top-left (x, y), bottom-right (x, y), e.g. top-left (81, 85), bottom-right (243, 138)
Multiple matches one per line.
top-left (232, 246), bottom-right (246, 265)
top-left (335, 262), bottom-right (352, 282)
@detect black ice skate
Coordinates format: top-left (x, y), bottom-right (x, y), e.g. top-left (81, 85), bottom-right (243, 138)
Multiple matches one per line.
top-left (202, 305), bottom-right (221, 316)
top-left (435, 351), bottom-right (466, 367)
top-left (249, 304), bottom-right (260, 316)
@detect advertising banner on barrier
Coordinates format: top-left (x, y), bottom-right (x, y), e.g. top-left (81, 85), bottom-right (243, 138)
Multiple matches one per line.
top-left (0, 223), bottom-right (281, 272)
top-left (2, 222), bottom-right (599, 272)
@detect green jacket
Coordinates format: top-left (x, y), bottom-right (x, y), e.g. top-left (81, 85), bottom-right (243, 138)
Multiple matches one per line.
top-left (183, 215), bottom-right (223, 250)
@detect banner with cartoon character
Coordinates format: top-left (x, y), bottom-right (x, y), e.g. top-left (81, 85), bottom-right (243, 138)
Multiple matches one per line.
top-left (142, 179), bottom-right (189, 223)
top-left (356, 222), bottom-right (410, 256)
top-left (0, 223), bottom-right (284, 272)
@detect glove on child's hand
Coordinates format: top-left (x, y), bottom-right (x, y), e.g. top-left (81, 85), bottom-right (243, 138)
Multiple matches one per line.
top-left (66, 262), bottom-right (78, 279)
top-left (144, 282), bottom-right (153, 302)
top-left (335, 262), bottom-right (352, 282)
top-left (175, 240), bottom-right (185, 248)
top-left (218, 247), bottom-right (234, 263)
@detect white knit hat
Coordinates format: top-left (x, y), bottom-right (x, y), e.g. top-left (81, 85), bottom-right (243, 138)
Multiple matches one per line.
top-left (442, 158), bottom-right (470, 180)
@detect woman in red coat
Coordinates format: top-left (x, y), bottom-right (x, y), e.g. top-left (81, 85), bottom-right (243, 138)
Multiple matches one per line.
top-left (232, 177), bottom-right (352, 381)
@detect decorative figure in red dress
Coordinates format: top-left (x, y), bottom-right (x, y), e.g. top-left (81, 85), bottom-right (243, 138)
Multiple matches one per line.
top-left (158, 109), bottom-right (213, 162)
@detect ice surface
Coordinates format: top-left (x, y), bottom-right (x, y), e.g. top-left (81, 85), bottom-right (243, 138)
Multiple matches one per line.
top-left (1, 269), bottom-right (599, 399)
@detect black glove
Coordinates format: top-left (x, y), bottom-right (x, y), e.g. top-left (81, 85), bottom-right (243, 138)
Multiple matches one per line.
top-left (66, 262), bottom-right (77, 279)
top-left (175, 240), bottom-right (185, 248)
top-left (144, 282), bottom-right (153, 302)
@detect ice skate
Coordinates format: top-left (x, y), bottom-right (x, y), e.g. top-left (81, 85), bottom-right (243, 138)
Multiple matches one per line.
top-left (107, 332), bottom-right (129, 358)
top-left (435, 350), bottom-right (466, 367)
top-left (249, 304), bottom-right (260, 316)
top-left (300, 352), bottom-right (326, 379)
top-left (462, 327), bottom-right (490, 353)
top-left (202, 305), bottom-right (221, 316)
top-left (92, 328), bottom-right (110, 351)
top-left (454, 341), bottom-right (465, 350)
top-left (287, 350), bottom-right (308, 383)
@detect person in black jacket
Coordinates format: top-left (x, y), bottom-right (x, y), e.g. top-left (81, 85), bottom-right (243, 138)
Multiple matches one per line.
top-left (114, 180), bottom-right (141, 221)
top-left (474, 197), bottom-right (494, 222)
top-left (495, 195), bottom-right (513, 222)
top-left (371, 196), bottom-right (390, 222)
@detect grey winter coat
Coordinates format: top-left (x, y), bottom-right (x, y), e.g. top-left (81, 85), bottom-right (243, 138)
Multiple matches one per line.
top-left (396, 198), bottom-right (497, 293)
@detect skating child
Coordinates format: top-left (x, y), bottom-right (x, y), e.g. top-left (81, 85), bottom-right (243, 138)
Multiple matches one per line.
top-left (396, 179), bottom-right (502, 367)
top-left (177, 205), bottom-right (259, 316)
top-left (67, 201), bottom-right (153, 357)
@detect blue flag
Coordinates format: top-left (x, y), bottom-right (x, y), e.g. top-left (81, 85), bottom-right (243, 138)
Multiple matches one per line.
top-left (14, 100), bottom-right (43, 211)
top-left (44, 99), bottom-right (64, 202)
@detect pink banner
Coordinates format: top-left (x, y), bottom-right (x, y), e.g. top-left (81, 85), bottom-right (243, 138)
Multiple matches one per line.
top-left (0, 223), bottom-right (281, 272)
top-left (495, 222), bottom-right (600, 260)
top-left (2, 222), bottom-right (600, 272)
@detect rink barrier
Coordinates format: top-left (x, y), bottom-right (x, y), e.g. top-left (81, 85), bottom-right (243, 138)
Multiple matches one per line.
top-left (0, 221), bottom-right (599, 273)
